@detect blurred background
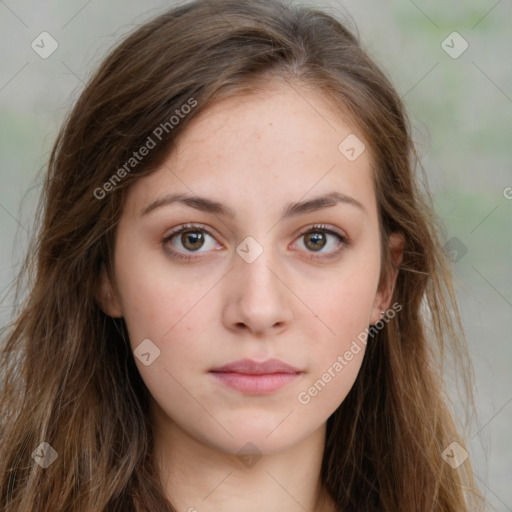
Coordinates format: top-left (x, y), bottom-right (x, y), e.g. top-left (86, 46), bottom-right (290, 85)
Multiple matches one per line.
top-left (1, 0), bottom-right (511, 509)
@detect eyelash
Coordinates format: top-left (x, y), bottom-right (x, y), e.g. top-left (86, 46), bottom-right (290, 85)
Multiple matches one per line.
top-left (161, 223), bottom-right (348, 262)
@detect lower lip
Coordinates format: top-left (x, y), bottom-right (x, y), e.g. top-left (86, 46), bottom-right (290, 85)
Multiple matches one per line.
top-left (210, 371), bottom-right (302, 394)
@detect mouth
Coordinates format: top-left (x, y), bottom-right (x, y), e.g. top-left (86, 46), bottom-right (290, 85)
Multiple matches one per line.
top-left (209, 358), bottom-right (304, 395)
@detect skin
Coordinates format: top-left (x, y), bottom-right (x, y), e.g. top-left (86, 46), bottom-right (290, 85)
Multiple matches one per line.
top-left (98, 79), bottom-right (404, 512)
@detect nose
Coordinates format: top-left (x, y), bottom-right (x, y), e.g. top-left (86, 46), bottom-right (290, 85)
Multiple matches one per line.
top-left (222, 246), bottom-right (293, 336)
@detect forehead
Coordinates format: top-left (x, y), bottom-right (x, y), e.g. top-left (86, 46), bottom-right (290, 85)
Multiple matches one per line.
top-left (124, 81), bottom-right (378, 222)
top-left (174, 80), bottom-right (367, 165)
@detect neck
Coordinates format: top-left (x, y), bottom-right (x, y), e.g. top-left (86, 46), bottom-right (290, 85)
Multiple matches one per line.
top-left (150, 404), bottom-right (337, 512)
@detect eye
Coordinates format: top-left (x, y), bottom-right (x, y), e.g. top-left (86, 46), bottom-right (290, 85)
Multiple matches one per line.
top-left (294, 224), bottom-right (348, 259)
top-left (162, 223), bottom-right (220, 261)
top-left (162, 223), bottom-right (348, 262)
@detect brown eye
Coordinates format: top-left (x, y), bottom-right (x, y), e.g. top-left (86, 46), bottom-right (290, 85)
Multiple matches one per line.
top-left (303, 232), bottom-right (327, 251)
top-left (180, 230), bottom-right (205, 251)
top-left (295, 225), bottom-right (347, 259)
top-left (162, 224), bottom-right (219, 261)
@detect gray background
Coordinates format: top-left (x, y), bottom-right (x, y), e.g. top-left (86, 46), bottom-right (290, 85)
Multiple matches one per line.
top-left (1, 0), bottom-right (511, 509)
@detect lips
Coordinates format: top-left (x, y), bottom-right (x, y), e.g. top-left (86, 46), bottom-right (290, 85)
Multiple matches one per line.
top-left (209, 358), bottom-right (302, 375)
top-left (209, 358), bottom-right (303, 394)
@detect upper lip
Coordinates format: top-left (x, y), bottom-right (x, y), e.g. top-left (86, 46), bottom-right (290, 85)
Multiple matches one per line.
top-left (210, 358), bottom-right (302, 375)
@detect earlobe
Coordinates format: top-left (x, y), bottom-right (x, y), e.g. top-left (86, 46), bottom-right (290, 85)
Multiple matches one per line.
top-left (96, 263), bottom-right (123, 318)
top-left (371, 232), bottom-right (405, 324)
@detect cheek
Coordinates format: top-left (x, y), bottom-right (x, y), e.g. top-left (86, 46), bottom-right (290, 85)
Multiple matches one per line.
top-left (116, 259), bottom-right (211, 415)
top-left (113, 240), bottom-right (219, 406)
top-left (296, 250), bottom-right (380, 406)
top-left (113, 233), bottom-right (206, 345)
top-left (305, 251), bottom-right (380, 342)
top-left (295, 300), bottom-right (370, 416)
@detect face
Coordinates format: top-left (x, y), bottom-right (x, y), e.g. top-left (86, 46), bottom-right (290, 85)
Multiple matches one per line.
top-left (100, 80), bottom-right (402, 456)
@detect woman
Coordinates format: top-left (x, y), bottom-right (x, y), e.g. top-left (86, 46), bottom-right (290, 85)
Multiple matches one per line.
top-left (0, 0), bottom-right (483, 510)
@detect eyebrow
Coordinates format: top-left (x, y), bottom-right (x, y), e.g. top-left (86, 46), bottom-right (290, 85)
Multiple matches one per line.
top-left (141, 191), bottom-right (367, 219)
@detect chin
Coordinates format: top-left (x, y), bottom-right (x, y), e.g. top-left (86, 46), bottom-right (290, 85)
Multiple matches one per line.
top-left (195, 415), bottom-right (318, 457)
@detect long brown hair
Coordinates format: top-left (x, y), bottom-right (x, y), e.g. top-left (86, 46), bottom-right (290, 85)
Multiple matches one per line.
top-left (0, 0), bottom-right (483, 510)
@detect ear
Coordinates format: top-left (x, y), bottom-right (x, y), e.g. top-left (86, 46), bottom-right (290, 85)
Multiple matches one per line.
top-left (370, 232), bottom-right (404, 325)
top-left (95, 262), bottom-right (123, 318)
